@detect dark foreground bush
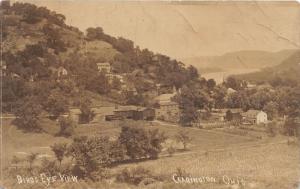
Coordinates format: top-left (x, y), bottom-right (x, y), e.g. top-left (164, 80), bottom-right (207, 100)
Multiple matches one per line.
top-left (116, 166), bottom-right (157, 185)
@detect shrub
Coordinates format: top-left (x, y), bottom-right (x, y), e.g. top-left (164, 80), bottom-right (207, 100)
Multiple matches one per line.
top-left (39, 158), bottom-right (60, 176)
top-left (116, 166), bottom-right (155, 185)
top-left (67, 136), bottom-right (120, 180)
top-left (119, 126), bottom-right (166, 160)
top-left (51, 143), bottom-right (68, 167)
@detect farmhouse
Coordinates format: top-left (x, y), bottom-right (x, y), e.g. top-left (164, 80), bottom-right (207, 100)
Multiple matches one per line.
top-left (96, 62), bottom-right (111, 73)
top-left (242, 110), bottom-right (268, 124)
top-left (154, 92), bottom-right (180, 123)
top-left (107, 73), bottom-right (125, 83)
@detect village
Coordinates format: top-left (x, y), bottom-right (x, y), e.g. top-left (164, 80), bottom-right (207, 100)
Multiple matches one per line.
top-left (61, 61), bottom-right (271, 132)
top-left (1, 1), bottom-right (299, 188)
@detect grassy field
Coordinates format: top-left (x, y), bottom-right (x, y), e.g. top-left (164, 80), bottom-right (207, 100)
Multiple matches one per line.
top-left (1, 118), bottom-right (255, 166)
top-left (1, 118), bottom-right (299, 189)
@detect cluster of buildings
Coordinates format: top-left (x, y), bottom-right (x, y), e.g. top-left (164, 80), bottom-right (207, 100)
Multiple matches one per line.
top-left (67, 62), bottom-right (269, 126)
top-left (199, 108), bottom-right (268, 125)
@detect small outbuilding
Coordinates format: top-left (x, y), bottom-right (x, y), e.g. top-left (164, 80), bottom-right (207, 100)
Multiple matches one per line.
top-left (242, 110), bottom-right (268, 124)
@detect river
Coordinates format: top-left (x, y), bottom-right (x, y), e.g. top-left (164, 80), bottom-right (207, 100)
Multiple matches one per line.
top-left (201, 68), bottom-right (260, 84)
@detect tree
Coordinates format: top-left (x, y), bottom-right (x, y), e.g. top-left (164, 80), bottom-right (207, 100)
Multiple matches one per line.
top-left (207, 79), bottom-right (216, 89)
top-left (118, 126), bottom-right (149, 159)
top-left (212, 86), bottom-right (227, 108)
top-left (14, 97), bottom-right (43, 132)
top-left (263, 101), bottom-right (278, 120)
top-left (118, 126), bottom-right (166, 160)
top-left (45, 89), bottom-right (69, 119)
top-left (51, 143), bottom-right (67, 167)
top-left (113, 37), bottom-right (134, 53)
top-left (42, 24), bottom-right (66, 53)
top-left (176, 85), bottom-right (201, 126)
top-left (67, 136), bottom-right (113, 180)
top-left (57, 116), bottom-right (76, 137)
top-left (225, 77), bottom-right (244, 91)
top-left (175, 130), bottom-right (192, 150)
top-left (187, 65), bottom-right (199, 80)
top-left (225, 110), bottom-right (233, 121)
top-left (111, 77), bottom-right (122, 90)
top-left (86, 27), bottom-right (105, 41)
top-left (147, 129), bottom-right (167, 159)
top-left (179, 99), bottom-right (198, 126)
top-left (79, 99), bottom-right (95, 124)
top-left (226, 91), bottom-right (250, 110)
top-left (284, 118), bottom-right (299, 137)
top-left (21, 4), bottom-right (42, 24)
top-left (108, 140), bottom-right (126, 163)
top-left (27, 152), bottom-right (39, 171)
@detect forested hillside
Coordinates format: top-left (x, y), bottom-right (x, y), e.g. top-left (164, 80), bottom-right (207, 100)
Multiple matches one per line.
top-left (1, 1), bottom-right (198, 114)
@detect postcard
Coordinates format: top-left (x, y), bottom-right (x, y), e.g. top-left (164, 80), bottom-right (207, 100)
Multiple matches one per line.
top-left (1, 0), bottom-right (300, 188)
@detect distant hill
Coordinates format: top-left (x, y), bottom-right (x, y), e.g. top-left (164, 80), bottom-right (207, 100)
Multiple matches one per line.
top-left (181, 49), bottom-right (298, 72)
top-left (234, 50), bottom-right (300, 84)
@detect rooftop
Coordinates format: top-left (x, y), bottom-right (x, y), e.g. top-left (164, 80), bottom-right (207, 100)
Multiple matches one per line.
top-left (96, 62), bottom-right (110, 66)
top-left (242, 110), bottom-right (264, 118)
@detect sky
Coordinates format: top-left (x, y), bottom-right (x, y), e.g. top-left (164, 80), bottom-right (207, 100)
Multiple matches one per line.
top-left (15, 0), bottom-right (300, 59)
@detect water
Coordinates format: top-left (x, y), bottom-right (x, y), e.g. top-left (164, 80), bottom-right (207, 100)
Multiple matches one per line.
top-left (201, 69), bottom-right (260, 84)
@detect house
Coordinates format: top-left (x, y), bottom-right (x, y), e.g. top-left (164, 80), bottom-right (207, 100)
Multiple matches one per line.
top-left (242, 110), bottom-right (268, 124)
top-left (154, 91), bottom-right (180, 123)
top-left (96, 62), bottom-right (111, 73)
top-left (155, 101), bottom-right (180, 123)
top-left (57, 66), bottom-right (68, 78)
top-left (107, 73), bottom-right (125, 84)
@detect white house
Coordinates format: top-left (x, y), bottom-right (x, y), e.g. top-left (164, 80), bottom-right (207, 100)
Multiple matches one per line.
top-left (57, 66), bottom-right (68, 77)
top-left (242, 110), bottom-right (268, 124)
top-left (96, 62), bottom-right (111, 73)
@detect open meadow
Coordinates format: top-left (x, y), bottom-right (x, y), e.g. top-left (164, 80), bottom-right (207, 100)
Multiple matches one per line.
top-left (2, 118), bottom-right (299, 189)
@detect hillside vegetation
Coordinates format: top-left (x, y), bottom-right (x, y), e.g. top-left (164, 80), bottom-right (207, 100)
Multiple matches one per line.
top-left (1, 2), bottom-right (198, 114)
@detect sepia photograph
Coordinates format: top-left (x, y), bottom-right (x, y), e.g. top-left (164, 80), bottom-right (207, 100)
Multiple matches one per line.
top-left (0, 0), bottom-right (300, 188)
